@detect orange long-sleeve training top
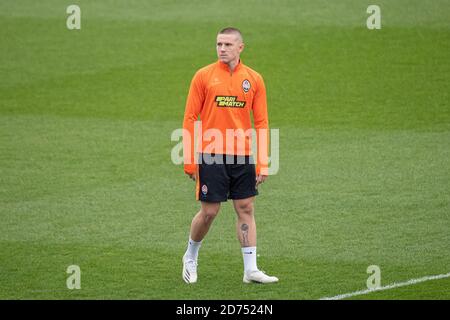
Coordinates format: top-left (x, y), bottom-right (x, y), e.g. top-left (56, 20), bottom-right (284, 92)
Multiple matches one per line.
top-left (183, 60), bottom-right (269, 175)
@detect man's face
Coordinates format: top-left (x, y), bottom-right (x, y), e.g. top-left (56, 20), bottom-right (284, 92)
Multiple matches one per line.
top-left (216, 33), bottom-right (244, 64)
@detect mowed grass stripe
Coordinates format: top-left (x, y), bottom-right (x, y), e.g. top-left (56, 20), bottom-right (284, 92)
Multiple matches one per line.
top-left (1, 114), bottom-right (449, 299)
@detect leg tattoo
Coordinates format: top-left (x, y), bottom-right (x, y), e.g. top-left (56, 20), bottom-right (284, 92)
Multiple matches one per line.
top-left (241, 223), bottom-right (249, 247)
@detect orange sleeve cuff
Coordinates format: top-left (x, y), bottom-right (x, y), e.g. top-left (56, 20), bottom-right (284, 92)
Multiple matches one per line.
top-left (256, 164), bottom-right (269, 176)
top-left (184, 164), bottom-right (197, 175)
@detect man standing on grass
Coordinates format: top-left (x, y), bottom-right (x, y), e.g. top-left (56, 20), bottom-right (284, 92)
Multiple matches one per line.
top-left (181, 27), bottom-right (278, 284)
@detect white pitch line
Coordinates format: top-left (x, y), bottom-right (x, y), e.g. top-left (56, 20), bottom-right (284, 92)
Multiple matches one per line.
top-left (320, 272), bottom-right (450, 300)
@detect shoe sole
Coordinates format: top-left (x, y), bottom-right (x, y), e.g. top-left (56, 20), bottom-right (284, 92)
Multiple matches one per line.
top-left (243, 276), bottom-right (279, 284)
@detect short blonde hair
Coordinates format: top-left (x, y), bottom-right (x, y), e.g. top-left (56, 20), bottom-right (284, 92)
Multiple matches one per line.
top-left (218, 27), bottom-right (243, 42)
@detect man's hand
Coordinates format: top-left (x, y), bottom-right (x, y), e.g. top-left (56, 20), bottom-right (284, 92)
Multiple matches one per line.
top-left (256, 174), bottom-right (268, 188)
top-left (187, 173), bottom-right (196, 181)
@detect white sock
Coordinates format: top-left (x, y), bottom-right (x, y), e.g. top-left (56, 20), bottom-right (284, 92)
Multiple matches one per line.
top-left (242, 246), bottom-right (258, 273)
top-left (185, 237), bottom-right (202, 260)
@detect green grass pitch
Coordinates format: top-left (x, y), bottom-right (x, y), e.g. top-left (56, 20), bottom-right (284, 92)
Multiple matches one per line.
top-left (1, 0), bottom-right (449, 299)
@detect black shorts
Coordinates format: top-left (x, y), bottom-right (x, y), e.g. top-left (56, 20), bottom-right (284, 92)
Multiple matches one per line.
top-left (196, 153), bottom-right (258, 202)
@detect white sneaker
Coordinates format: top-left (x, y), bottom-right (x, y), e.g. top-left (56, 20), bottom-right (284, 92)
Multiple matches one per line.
top-left (182, 254), bottom-right (198, 284)
top-left (243, 270), bottom-right (279, 284)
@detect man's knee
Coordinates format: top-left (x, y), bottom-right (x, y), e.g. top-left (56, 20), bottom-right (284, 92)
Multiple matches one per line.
top-left (200, 202), bottom-right (220, 221)
top-left (234, 200), bottom-right (254, 216)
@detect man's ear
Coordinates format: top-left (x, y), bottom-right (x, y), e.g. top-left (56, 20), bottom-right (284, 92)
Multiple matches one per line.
top-left (239, 42), bottom-right (245, 53)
